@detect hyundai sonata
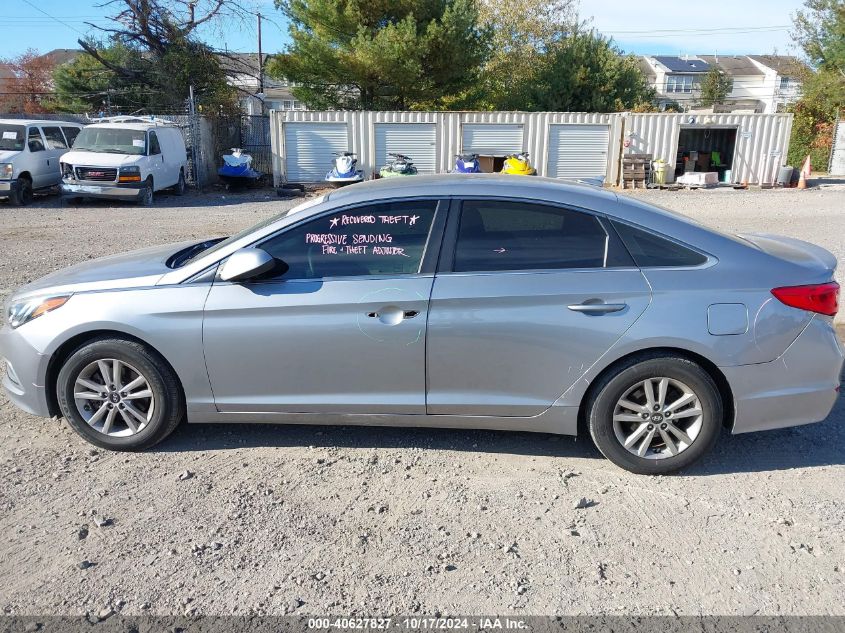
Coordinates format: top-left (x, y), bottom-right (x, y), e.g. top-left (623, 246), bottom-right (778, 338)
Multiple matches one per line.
top-left (1, 175), bottom-right (842, 474)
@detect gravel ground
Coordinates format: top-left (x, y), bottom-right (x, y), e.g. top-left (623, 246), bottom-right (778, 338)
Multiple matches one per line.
top-left (0, 183), bottom-right (844, 618)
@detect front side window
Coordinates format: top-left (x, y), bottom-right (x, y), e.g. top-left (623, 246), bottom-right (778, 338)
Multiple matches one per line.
top-left (611, 220), bottom-right (707, 267)
top-left (148, 131), bottom-right (161, 155)
top-left (453, 200), bottom-right (608, 272)
top-left (62, 126), bottom-right (81, 146)
top-left (42, 126), bottom-right (68, 150)
top-left (258, 200), bottom-right (438, 280)
top-left (27, 127), bottom-right (45, 152)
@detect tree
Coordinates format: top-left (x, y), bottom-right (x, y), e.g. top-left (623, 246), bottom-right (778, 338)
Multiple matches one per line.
top-left (51, 0), bottom-right (241, 114)
top-left (267, 0), bottom-right (491, 110)
top-left (697, 67), bottom-right (733, 108)
top-left (0, 49), bottom-right (55, 113)
top-left (476, 0), bottom-right (577, 109)
top-left (526, 29), bottom-right (655, 112)
top-left (788, 0), bottom-right (845, 169)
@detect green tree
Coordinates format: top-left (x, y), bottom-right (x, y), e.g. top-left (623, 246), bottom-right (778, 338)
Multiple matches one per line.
top-left (50, 0), bottom-right (240, 114)
top-left (697, 67), bottom-right (733, 108)
top-left (526, 29), bottom-right (655, 112)
top-left (476, 0), bottom-right (577, 109)
top-left (788, 0), bottom-right (845, 169)
top-left (268, 0), bottom-right (491, 110)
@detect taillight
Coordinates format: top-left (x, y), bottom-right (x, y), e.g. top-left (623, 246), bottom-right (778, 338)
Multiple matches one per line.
top-left (771, 282), bottom-right (839, 316)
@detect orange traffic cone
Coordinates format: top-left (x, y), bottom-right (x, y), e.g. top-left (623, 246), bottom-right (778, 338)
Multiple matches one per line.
top-left (797, 170), bottom-right (807, 189)
top-left (797, 155), bottom-right (811, 189)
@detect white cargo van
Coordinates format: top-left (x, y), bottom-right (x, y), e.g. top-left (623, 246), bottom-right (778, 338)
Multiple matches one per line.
top-left (60, 117), bottom-right (188, 206)
top-left (0, 119), bottom-right (84, 206)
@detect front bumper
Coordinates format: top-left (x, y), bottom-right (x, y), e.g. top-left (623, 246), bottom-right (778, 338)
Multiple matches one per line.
top-left (0, 324), bottom-right (52, 417)
top-left (725, 316), bottom-right (844, 434)
top-left (0, 179), bottom-right (19, 199)
top-left (61, 181), bottom-right (143, 201)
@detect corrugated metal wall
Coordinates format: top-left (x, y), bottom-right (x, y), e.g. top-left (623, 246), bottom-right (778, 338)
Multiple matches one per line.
top-left (269, 110), bottom-right (791, 186)
top-left (623, 113), bottom-right (793, 184)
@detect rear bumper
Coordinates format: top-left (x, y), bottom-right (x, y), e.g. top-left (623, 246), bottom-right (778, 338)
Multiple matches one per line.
top-left (0, 179), bottom-right (19, 198)
top-left (61, 181), bottom-right (143, 201)
top-left (0, 324), bottom-right (52, 418)
top-left (725, 316), bottom-right (844, 434)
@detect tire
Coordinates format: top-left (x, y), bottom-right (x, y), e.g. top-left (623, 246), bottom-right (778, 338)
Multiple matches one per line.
top-left (139, 179), bottom-right (154, 207)
top-left (173, 170), bottom-right (186, 196)
top-left (9, 177), bottom-right (33, 207)
top-left (56, 337), bottom-right (184, 451)
top-left (587, 355), bottom-right (722, 475)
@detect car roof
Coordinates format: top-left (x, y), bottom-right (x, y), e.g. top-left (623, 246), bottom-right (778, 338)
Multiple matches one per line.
top-left (324, 173), bottom-right (619, 206)
top-left (0, 119), bottom-right (82, 127)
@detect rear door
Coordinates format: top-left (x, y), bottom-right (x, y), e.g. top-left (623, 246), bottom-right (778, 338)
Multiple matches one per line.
top-left (426, 198), bottom-right (651, 417)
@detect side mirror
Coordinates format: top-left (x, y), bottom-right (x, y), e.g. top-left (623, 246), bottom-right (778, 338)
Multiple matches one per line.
top-left (220, 247), bottom-right (276, 282)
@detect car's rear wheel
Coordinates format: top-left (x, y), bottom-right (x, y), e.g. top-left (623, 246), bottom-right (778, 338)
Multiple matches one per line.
top-left (56, 338), bottom-right (183, 450)
top-left (587, 355), bottom-right (722, 474)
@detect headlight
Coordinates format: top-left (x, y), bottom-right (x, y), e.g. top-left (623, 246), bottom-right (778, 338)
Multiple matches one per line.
top-left (7, 295), bottom-right (71, 329)
top-left (118, 166), bottom-right (141, 183)
top-left (61, 162), bottom-right (74, 178)
top-left (0, 163), bottom-right (12, 180)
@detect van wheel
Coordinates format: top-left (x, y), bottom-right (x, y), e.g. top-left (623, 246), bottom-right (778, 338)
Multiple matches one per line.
top-left (9, 176), bottom-right (33, 207)
top-left (587, 355), bottom-right (722, 475)
top-left (173, 170), bottom-right (186, 196)
top-left (140, 178), bottom-right (154, 207)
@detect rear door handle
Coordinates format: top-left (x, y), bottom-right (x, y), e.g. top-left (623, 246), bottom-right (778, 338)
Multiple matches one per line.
top-left (567, 302), bottom-right (627, 314)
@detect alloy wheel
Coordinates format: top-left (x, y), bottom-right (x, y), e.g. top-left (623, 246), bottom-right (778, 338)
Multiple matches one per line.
top-left (73, 359), bottom-right (155, 437)
top-left (612, 377), bottom-right (703, 460)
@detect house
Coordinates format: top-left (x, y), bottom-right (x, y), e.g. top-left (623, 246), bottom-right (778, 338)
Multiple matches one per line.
top-left (217, 53), bottom-right (305, 115)
top-left (640, 54), bottom-right (806, 113)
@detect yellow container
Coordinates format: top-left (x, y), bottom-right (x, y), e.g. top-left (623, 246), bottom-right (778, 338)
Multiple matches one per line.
top-left (652, 159), bottom-right (668, 185)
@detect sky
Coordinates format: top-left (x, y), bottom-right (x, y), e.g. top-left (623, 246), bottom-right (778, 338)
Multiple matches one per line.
top-left (1, 0), bottom-right (805, 59)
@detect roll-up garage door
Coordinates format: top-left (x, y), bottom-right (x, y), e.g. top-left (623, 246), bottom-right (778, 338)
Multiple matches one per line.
top-left (547, 124), bottom-right (610, 181)
top-left (375, 123), bottom-right (437, 174)
top-left (284, 123), bottom-right (349, 182)
top-left (462, 124), bottom-right (523, 156)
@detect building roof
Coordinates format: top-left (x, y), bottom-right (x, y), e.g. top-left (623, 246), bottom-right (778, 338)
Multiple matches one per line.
top-left (698, 55), bottom-right (764, 76)
top-left (652, 56), bottom-right (711, 73)
top-left (0, 64), bottom-right (13, 81)
top-left (748, 55), bottom-right (807, 77)
top-left (637, 57), bottom-right (656, 81)
top-left (217, 52), bottom-right (273, 79)
top-left (38, 49), bottom-right (82, 66)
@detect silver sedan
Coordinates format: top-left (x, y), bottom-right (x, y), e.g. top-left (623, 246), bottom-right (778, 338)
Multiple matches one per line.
top-left (1, 175), bottom-right (842, 474)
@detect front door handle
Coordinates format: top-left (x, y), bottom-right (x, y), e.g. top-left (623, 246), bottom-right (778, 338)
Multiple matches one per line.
top-left (567, 302), bottom-right (627, 314)
top-left (367, 310), bottom-right (420, 319)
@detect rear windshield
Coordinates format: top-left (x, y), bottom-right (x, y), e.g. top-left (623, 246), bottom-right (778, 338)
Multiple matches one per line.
top-left (72, 127), bottom-right (146, 155)
top-left (0, 124), bottom-right (25, 151)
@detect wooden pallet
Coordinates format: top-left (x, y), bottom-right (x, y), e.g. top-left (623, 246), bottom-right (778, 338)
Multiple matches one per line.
top-left (622, 153), bottom-right (653, 189)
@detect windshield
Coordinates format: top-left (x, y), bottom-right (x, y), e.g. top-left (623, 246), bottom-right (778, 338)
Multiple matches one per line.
top-left (180, 195), bottom-right (328, 267)
top-left (72, 127), bottom-right (147, 155)
top-left (0, 124), bottom-right (25, 152)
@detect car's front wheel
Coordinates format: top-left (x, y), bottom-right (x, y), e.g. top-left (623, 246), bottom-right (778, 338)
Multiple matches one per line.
top-left (587, 355), bottom-right (722, 474)
top-left (56, 338), bottom-right (183, 450)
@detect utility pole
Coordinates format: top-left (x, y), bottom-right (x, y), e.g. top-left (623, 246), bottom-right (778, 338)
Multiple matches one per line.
top-left (257, 12), bottom-right (265, 116)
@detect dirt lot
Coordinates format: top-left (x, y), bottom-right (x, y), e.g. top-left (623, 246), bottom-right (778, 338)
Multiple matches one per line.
top-left (0, 184), bottom-right (844, 618)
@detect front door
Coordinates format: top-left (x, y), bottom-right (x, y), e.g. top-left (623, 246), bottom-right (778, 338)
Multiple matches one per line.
top-left (25, 127), bottom-right (51, 188)
top-left (202, 199), bottom-right (443, 414)
top-left (426, 199), bottom-right (651, 417)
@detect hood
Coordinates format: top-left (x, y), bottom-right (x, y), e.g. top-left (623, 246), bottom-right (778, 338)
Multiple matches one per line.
top-left (62, 150), bottom-right (144, 167)
top-left (0, 149), bottom-right (22, 163)
top-left (13, 240), bottom-right (201, 299)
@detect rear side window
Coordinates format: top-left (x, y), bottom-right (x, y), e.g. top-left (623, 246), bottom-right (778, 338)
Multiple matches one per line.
top-left (612, 220), bottom-right (708, 267)
top-left (42, 126), bottom-right (68, 149)
top-left (62, 126), bottom-right (81, 146)
top-left (453, 200), bottom-right (608, 272)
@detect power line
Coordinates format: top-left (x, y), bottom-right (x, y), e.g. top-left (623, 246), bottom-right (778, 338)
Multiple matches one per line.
top-left (18, 0), bottom-right (87, 36)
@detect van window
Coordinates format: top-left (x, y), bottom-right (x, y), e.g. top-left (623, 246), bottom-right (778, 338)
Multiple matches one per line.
top-left (72, 127), bottom-right (146, 155)
top-left (0, 124), bottom-right (25, 151)
top-left (62, 126), bottom-right (81, 146)
top-left (27, 127), bottom-right (45, 152)
top-left (148, 131), bottom-right (161, 155)
top-left (42, 126), bottom-right (69, 150)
